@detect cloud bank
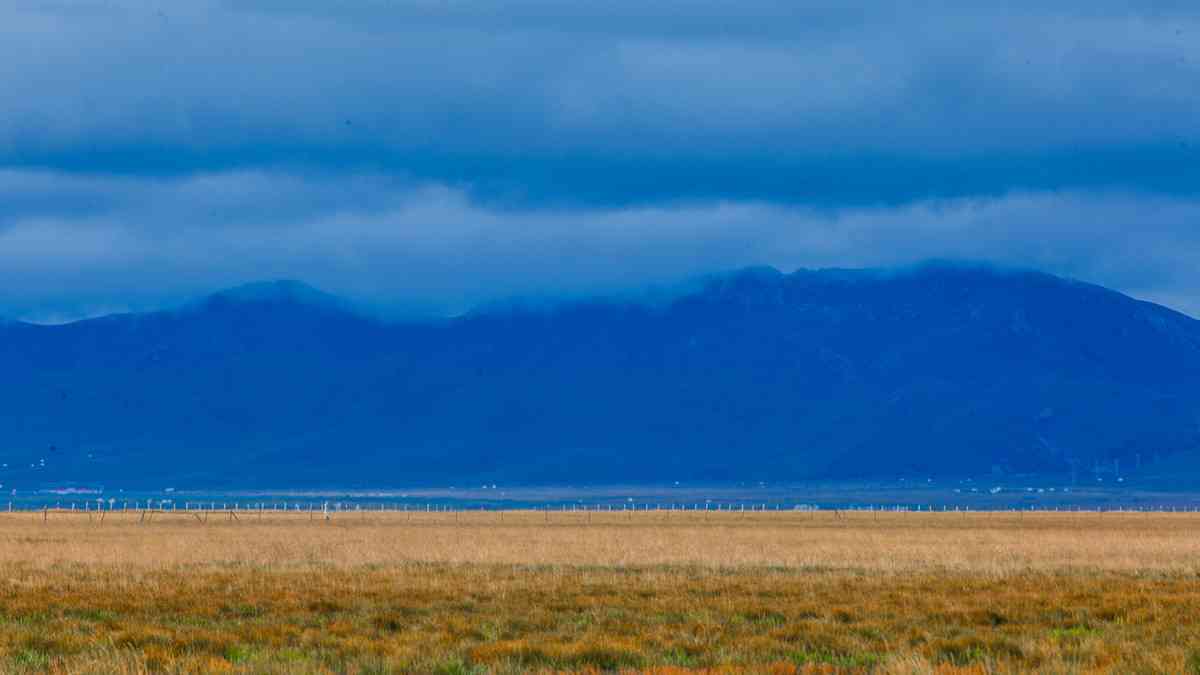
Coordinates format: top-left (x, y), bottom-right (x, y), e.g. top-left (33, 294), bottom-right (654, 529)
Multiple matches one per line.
top-left (2, 1), bottom-right (1198, 320)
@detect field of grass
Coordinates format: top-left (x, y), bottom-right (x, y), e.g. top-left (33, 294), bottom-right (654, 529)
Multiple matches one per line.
top-left (1, 510), bottom-right (1199, 673)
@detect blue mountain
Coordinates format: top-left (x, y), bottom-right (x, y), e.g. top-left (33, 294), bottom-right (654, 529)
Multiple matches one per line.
top-left (2, 264), bottom-right (1199, 487)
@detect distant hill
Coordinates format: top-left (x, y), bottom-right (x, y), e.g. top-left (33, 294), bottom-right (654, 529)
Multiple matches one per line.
top-left (2, 263), bottom-right (1199, 488)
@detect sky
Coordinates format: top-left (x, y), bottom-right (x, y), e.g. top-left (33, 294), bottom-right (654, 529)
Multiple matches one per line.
top-left (2, 0), bottom-right (1199, 322)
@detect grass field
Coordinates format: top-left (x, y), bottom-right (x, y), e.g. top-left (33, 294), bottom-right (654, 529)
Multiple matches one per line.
top-left (1, 510), bottom-right (1199, 673)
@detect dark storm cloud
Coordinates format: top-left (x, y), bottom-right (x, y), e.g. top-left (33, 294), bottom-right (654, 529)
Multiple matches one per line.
top-left (4, 0), bottom-right (1199, 205)
top-left (1, 1), bottom-right (1199, 320)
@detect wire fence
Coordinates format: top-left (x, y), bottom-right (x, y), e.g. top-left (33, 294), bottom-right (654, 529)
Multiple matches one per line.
top-left (7, 500), bottom-right (1200, 524)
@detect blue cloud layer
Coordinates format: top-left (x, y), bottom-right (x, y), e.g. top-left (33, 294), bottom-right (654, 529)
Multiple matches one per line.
top-left (2, 1), bottom-right (1198, 318)
top-left (6, 1), bottom-right (1199, 201)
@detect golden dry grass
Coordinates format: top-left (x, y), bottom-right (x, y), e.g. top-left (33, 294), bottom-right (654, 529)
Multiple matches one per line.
top-left (10, 509), bottom-right (1200, 572)
top-left (0, 510), bottom-right (1198, 673)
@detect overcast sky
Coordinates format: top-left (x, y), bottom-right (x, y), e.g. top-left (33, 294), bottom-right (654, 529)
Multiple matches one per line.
top-left (3, 0), bottom-right (1199, 322)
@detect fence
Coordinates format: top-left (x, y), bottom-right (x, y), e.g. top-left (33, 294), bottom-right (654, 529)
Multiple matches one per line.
top-left (9, 500), bottom-right (1200, 525)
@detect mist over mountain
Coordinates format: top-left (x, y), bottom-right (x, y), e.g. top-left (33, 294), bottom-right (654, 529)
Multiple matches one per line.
top-left (3, 263), bottom-right (1199, 488)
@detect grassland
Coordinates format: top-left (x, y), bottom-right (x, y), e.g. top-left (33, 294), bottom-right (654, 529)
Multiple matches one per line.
top-left (1, 510), bottom-right (1199, 673)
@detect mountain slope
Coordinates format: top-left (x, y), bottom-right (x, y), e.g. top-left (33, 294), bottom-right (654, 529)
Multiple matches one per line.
top-left (2, 264), bottom-right (1199, 487)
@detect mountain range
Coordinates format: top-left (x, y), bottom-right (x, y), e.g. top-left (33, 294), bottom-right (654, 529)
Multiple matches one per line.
top-left (3, 263), bottom-right (1199, 488)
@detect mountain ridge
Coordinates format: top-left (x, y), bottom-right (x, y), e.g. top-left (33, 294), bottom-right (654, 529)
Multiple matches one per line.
top-left (11, 262), bottom-right (1197, 327)
top-left (2, 263), bottom-right (1199, 488)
